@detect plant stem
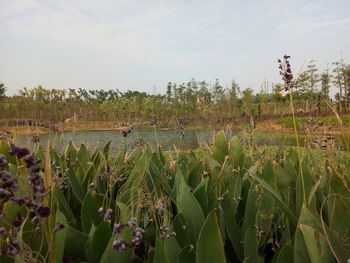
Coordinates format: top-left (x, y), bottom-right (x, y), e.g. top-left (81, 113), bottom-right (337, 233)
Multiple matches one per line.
top-left (289, 91), bottom-right (307, 205)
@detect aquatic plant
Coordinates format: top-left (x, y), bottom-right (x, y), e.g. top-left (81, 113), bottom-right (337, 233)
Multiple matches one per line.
top-left (0, 132), bottom-right (349, 262)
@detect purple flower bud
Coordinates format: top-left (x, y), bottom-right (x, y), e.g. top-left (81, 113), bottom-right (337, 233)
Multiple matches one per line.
top-left (0, 154), bottom-right (8, 167)
top-left (112, 239), bottom-right (124, 250)
top-left (97, 207), bottom-right (104, 216)
top-left (9, 145), bottom-right (30, 159)
top-left (0, 227), bottom-right (7, 236)
top-left (128, 217), bottom-right (137, 227)
top-left (37, 206), bottom-right (50, 218)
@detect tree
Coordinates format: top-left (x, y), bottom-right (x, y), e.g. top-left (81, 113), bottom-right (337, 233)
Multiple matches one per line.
top-left (332, 58), bottom-right (347, 112)
top-left (320, 69), bottom-right (330, 99)
top-left (0, 83), bottom-right (6, 99)
top-left (229, 79), bottom-right (240, 118)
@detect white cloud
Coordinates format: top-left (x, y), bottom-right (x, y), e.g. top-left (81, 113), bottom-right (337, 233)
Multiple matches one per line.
top-left (276, 16), bottom-right (350, 38)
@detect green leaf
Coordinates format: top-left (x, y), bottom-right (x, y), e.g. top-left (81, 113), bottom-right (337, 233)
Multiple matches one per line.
top-left (300, 224), bottom-right (333, 263)
top-left (172, 214), bottom-right (190, 248)
top-left (77, 144), bottom-right (91, 171)
top-left (103, 141), bottom-right (112, 160)
top-left (177, 245), bottom-right (195, 263)
top-left (55, 210), bottom-right (68, 263)
top-left (81, 192), bottom-right (102, 233)
top-left (196, 211), bottom-right (225, 263)
top-left (276, 243), bottom-right (293, 263)
top-left (64, 226), bottom-right (88, 261)
top-left (100, 228), bottom-right (133, 263)
top-left (175, 171), bottom-right (205, 245)
top-left (211, 131), bottom-right (228, 165)
top-left (223, 178), bottom-right (243, 261)
top-left (67, 167), bottom-right (86, 203)
top-left (87, 221), bottom-right (112, 263)
top-left (243, 226), bottom-right (260, 263)
top-left (54, 189), bottom-right (77, 227)
top-left (153, 238), bottom-right (170, 263)
top-left (193, 177), bottom-right (209, 215)
top-left (248, 173), bottom-right (297, 225)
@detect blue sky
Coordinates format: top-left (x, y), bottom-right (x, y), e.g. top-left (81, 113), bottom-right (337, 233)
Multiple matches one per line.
top-left (0, 0), bottom-right (349, 96)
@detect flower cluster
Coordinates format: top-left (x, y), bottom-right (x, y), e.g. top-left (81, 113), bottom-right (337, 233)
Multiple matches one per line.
top-left (57, 171), bottom-right (69, 190)
top-left (159, 224), bottom-right (176, 239)
top-left (98, 207), bottom-right (115, 221)
top-left (177, 124), bottom-right (185, 139)
top-left (0, 238), bottom-right (21, 256)
top-left (25, 155), bottom-right (51, 220)
top-left (0, 154), bottom-right (8, 167)
top-left (155, 201), bottom-right (164, 215)
top-left (0, 212), bottom-right (23, 256)
top-left (0, 170), bottom-right (18, 202)
top-left (150, 116), bottom-right (157, 126)
top-left (128, 139), bottom-right (146, 150)
top-left (31, 135), bottom-right (40, 144)
top-left (24, 154), bottom-right (41, 168)
top-left (9, 145), bottom-right (30, 159)
top-left (278, 55), bottom-right (294, 91)
top-left (112, 218), bottom-right (145, 251)
top-left (120, 124), bottom-right (133, 137)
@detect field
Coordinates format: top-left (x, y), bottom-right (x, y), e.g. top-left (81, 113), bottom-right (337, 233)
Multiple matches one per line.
top-left (0, 130), bottom-right (349, 263)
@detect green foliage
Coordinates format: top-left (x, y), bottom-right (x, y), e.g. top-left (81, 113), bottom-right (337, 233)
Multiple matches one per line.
top-left (0, 131), bottom-right (349, 262)
top-left (277, 115), bottom-right (350, 128)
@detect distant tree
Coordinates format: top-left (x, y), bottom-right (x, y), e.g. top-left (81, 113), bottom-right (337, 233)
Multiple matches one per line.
top-left (166, 82), bottom-right (172, 102)
top-left (242, 88), bottom-right (254, 116)
top-left (332, 58), bottom-right (347, 112)
top-left (320, 69), bottom-right (331, 99)
top-left (0, 83), bottom-right (6, 99)
top-left (229, 79), bottom-right (240, 118)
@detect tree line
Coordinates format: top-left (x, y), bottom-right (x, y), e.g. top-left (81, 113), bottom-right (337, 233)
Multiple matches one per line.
top-left (0, 58), bottom-right (349, 127)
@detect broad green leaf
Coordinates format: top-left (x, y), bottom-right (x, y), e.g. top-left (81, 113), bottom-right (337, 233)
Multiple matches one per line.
top-left (81, 192), bottom-right (102, 233)
top-left (100, 227), bottom-right (133, 263)
top-left (300, 224), bottom-right (333, 263)
top-left (196, 211), bottom-right (225, 263)
top-left (276, 243), bottom-right (293, 263)
top-left (193, 177), bottom-right (209, 215)
top-left (153, 238), bottom-right (170, 263)
top-left (88, 221), bottom-right (112, 263)
top-left (64, 226), bottom-right (88, 261)
top-left (211, 131), bottom-right (228, 165)
top-left (177, 245), bottom-right (195, 263)
top-left (55, 210), bottom-right (68, 263)
top-left (103, 141), bottom-right (112, 160)
top-left (244, 226), bottom-right (260, 263)
top-left (173, 214), bottom-right (190, 248)
top-left (176, 171), bottom-right (205, 245)
top-left (77, 144), bottom-right (90, 171)
top-left (67, 167), bottom-right (86, 203)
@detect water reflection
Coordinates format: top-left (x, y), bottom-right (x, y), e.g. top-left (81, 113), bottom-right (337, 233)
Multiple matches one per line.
top-left (14, 130), bottom-right (305, 153)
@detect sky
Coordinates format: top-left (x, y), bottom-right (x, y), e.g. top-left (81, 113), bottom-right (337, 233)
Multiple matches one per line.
top-left (0, 0), bottom-right (349, 96)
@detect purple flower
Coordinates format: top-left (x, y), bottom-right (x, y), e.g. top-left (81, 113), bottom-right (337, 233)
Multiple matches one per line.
top-left (97, 207), bottom-right (104, 216)
top-left (24, 155), bottom-right (41, 168)
top-left (0, 154), bottom-right (8, 167)
top-left (9, 145), bottom-right (30, 159)
top-left (278, 55), bottom-right (294, 91)
top-left (150, 116), bottom-right (157, 126)
top-left (31, 135), bottom-right (40, 144)
top-left (37, 206), bottom-right (50, 218)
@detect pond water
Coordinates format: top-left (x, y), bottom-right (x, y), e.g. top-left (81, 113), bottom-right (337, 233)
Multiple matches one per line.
top-left (14, 130), bottom-right (300, 153)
